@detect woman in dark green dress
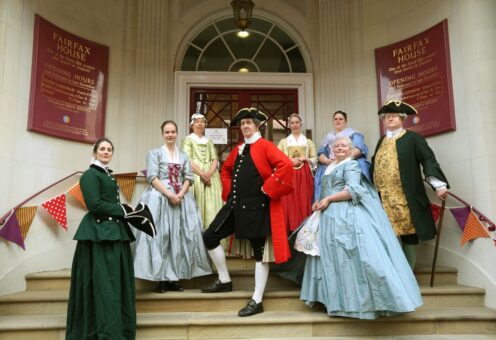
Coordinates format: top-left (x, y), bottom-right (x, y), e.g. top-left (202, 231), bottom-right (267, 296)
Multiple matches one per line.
top-left (66, 138), bottom-right (136, 339)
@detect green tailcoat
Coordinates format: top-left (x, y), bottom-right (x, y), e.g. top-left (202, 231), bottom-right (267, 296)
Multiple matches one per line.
top-left (74, 165), bottom-right (134, 242)
top-left (371, 131), bottom-right (449, 241)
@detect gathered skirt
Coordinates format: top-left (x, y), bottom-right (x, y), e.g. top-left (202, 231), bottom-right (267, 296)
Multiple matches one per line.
top-left (300, 193), bottom-right (423, 319)
top-left (66, 240), bottom-right (136, 339)
top-left (281, 163), bottom-right (314, 231)
top-left (133, 187), bottom-right (212, 281)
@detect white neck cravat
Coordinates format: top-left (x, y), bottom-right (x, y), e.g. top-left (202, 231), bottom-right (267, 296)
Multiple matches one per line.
top-left (386, 127), bottom-right (404, 138)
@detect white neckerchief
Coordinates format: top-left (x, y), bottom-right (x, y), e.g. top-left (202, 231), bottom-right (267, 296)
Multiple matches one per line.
top-left (188, 133), bottom-right (208, 144)
top-left (386, 127), bottom-right (404, 138)
top-left (324, 157), bottom-right (352, 176)
top-left (238, 132), bottom-right (261, 155)
top-left (93, 159), bottom-right (110, 172)
top-left (287, 133), bottom-right (307, 146)
top-left (162, 144), bottom-right (180, 164)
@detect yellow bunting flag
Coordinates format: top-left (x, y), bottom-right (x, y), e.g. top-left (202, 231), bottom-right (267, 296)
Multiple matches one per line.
top-left (460, 210), bottom-right (490, 246)
top-left (68, 183), bottom-right (87, 209)
top-left (15, 206), bottom-right (38, 240)
top-left (115, 172), bottom-right (137, 202)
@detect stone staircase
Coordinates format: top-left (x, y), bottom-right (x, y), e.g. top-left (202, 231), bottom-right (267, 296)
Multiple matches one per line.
top-left (0, 259), bottom-right (495, 339)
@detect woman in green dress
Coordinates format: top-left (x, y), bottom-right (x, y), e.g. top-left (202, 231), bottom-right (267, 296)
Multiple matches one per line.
top-left (182, 113), bottom-right (223, 229)
top-left (66, 138), bottom-right (136, 339)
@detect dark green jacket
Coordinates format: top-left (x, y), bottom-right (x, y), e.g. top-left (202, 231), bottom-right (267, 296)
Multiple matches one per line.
top-left (74, 165), bottom-right (135, 242)
top-left (371, 131), bottom-right (449, 241)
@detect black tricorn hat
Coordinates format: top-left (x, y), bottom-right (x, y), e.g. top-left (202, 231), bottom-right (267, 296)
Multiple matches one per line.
top-left (230, 107), bottom-right (267, 126)
top-left (125, 202), bottom-right (157, 237)
top-left (378, 100), bottom-right (418, 115)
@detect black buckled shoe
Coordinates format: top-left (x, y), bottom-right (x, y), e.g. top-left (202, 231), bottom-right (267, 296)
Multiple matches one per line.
top-left (155, 281), bottom-right (167, 293)
top-left (201, 279), bottom-right (233, 293)
top-left (238, 299), bottom-right (264, 317)
top-left (166, 281), bottom-right (184, 292)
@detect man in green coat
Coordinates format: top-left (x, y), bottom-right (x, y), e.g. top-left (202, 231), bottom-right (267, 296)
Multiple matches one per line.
top-left (370, 100), bottom-right (449, 269)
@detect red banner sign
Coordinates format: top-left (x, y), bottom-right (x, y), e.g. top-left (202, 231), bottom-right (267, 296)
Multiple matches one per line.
top-left (28, 15), bottom-right (109, 143)
top-left (375, 20), bottom-right (456, 137)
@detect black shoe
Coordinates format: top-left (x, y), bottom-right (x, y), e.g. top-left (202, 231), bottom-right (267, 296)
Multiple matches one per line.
top-left (238, 299), bottom-right (263, 317)
top-left (166, 281), bottom-right (184, 292)
top-left (155, 281), bottom-right (167, 293)
top-left (201, 279), bottom-right (233, 293)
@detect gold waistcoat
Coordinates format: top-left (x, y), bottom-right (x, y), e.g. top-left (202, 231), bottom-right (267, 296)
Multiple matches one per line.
top-left (374, 131), bottom-right (416, 236)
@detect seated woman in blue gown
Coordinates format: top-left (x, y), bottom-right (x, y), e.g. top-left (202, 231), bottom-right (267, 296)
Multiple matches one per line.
top-left (299, 136), bottom-right (423, 320)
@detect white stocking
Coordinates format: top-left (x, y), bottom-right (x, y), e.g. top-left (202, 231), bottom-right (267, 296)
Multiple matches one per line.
top-left (251, 262), bottom-right (269, 303)
top-left (208, 245), bottom-right (231, 283)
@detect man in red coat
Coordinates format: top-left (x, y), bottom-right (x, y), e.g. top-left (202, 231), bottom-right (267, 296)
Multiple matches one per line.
top-left (202, 108), bottom-right (294, 317)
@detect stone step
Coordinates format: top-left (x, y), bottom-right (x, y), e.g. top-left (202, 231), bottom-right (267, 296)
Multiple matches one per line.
top-left (25, 269), bottom-right (300, 291)
top-left (24, 264), bottom-right (458, 291)
top-left (216, 336), bottom-right (496, 340)
top-left (1, 307), bottom-right (495, 339)
top-left (0, 284), bottom-right (485, 316)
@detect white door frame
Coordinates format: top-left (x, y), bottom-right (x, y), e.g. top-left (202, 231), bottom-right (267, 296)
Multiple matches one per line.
top-left (174, 71), bottom-right (314, 138)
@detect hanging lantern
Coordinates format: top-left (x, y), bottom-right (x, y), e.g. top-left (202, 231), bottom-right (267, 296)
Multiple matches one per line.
top-left (231, 0), bottom-right (255, 32)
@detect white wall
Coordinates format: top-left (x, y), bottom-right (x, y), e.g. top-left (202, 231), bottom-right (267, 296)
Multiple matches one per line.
top-left (357, 0), bottom-right (496, 308)
top-left (0, 0), bottom-right (141, 295)
top-left (1, 0), bottom-right (495, 310)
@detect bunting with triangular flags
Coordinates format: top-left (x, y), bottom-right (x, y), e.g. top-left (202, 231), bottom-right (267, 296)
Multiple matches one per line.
top-left (450, 206), bottom-right (471, 231)
top-left (0, 210), bottom-right (25, 249)
top-left (141, 169), bottom-right (147, 177)
top-left (460, 210), bottom-right (490, 246)
top-left (68, 183), bottom-right (87, 209)
top-left (430, 203), bottom-right (441, 224)
top-left (115, 172), bottom-right (137, 202)
top-left (42, 194), bottom-right (68, 230)
top-left (15, 206), bottom-right (37, 240)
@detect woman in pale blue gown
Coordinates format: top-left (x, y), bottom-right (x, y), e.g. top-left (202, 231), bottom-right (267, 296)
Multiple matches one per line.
top-left (133, 120), bottom-right (211, 293)
top-left (300, 136), bottom-right (422, 319)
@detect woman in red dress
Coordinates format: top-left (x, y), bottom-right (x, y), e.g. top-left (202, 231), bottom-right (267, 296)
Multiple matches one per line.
top-left (277, 114), bottom-right (317, 231)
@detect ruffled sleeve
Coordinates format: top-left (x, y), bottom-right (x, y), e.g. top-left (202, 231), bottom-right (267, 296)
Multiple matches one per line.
top-left (182, 136), bottom-right (194, 160)
top-left (317, 144), bottom-right (329, 158)
top-left (343, 161), bottom-right (367, 204)
top-left (146, 149), bottom-right (160, 183)
top-left (351, 132), bottom-right (369, 158)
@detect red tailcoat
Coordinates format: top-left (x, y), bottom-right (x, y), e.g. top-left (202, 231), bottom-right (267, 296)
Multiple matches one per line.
top-left (221, 138), bottom-right (294, 263)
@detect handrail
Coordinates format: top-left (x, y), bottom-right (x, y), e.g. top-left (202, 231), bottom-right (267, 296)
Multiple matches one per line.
top-left (0, 171), bottom-right (83, 225)
top-left (0, 171), bottom-right (147, 225)
top-left (2, 171), bottom-right (495, 233)
top-left (446, 191), bottom-right (496, 231)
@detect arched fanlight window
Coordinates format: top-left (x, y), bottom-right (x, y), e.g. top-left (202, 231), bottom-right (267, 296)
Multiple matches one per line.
top-left (181, 17), bottom-right (306, 73)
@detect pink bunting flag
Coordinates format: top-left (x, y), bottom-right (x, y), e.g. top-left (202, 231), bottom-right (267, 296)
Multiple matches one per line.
top-left (141, 169), bottom-right (147, 177)
top-left (42, 194), bottom-right (68, 230)
top-left (0, 210), bottom-right (25, 250)
top-left (449, 206), bottom-right (471, 231)
top-left (430, 203), bottom-right (441, 224)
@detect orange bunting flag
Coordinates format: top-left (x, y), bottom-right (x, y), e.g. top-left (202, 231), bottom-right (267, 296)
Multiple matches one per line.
top-left (460, 210), bottom-right (490, 246)
top-left (41, 194), bottom-right (68, 230)
top-left (15, 206), bottom-right (37, 240)
top-left (115, 172), bottom-right (137, 202)
top-left (68, 183), bottom-right (87, 209)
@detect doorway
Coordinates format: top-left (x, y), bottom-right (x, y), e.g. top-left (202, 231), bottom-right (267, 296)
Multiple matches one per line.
top-left (190, 88), bottom-right (301, 162)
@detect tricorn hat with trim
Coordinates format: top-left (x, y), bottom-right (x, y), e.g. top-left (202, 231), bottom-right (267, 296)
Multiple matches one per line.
top-left (230, 107), bottom-right (268, 126)
top-left (378, 100), bottom-right (418, 115)
top-left (124, 202), bottom-right (157, 237)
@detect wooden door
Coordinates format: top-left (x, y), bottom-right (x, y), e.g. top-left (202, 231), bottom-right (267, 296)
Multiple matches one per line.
top-left (190, 88), bottom-right (298, 162)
